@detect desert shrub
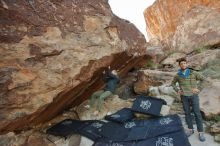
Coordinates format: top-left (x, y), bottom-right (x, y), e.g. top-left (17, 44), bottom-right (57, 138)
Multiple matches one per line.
top-left (194, 46), bottom-right (208, 54)
top-left (202, 58), bottom-right (220, 80)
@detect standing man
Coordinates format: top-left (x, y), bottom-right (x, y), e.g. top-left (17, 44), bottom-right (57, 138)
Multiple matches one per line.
top-left (171, 58), bottom-right (206, 142)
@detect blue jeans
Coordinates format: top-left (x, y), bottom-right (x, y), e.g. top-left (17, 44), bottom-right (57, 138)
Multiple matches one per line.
top-left (181, 94), bottom-right (204, 132)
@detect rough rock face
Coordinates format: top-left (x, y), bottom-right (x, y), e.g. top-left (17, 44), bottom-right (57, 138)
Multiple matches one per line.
top-left (0, 0), bottom-right (147, 133)
top-left (143, 69), bottom-right (176, 84)
top-left (199, 80), bottom-right (220, 118)
top-left (144, 0), bottom-right (220, 51)
top-left (172, 6), bottom-right (220, 53)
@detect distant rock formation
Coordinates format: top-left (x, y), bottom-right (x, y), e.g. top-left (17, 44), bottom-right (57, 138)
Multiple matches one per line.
top-left (144, 0), bottom-right (220, 51)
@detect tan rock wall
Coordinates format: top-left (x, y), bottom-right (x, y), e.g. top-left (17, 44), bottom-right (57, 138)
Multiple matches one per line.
top-left (144, 0), bottom-right (220, 48)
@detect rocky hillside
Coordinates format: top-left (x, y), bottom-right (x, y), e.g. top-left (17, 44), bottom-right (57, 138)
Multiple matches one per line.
top-left (0, 0), bottom-right (148, 133)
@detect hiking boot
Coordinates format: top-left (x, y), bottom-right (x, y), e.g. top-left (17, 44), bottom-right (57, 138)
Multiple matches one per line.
top-left (185, 129), bottom-right (194, 137)
top-left (199, 133), bottom-right (206, 142)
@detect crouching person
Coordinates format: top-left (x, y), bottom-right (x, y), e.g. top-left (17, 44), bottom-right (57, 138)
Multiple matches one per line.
top-left (90, 68), bottom-right (120, 112)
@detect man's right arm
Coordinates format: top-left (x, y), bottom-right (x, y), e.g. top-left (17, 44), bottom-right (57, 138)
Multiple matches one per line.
top-left (171, 75), bottom-right (179, 92)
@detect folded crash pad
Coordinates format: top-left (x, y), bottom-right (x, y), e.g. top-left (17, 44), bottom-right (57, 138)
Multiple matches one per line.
top-left (46, 119), bottom-right (102, 138)
top-left (131, 95), bottom-right (167, 116)
top-left (46, 119), bottom-right (91, 137)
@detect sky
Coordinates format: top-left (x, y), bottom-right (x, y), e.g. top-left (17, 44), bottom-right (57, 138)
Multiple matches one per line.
top-left (108, 0), bottom-right (156, 41)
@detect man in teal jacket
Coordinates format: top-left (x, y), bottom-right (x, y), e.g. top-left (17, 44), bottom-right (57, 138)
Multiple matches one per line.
top-left (171, 58), bottom-right (206, 142)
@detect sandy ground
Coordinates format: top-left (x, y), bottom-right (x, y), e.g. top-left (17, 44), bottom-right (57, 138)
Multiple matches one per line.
top-left (189, 133), bottom-right (219, 146)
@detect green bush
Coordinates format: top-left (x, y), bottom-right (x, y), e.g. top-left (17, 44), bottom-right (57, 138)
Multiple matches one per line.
top-left (145, 60), bottom-right (160, 69)
top-left (194, 46), bottom-right (208, 54)
top-left (213, 115), bottom-right (220, 122)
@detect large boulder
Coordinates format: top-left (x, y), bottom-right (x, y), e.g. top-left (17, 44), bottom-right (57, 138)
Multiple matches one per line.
top-left (144, 0), bottom-right (220, 51)
top-left (133, 71), bottom-right (162, 94)
top-left (142, 69), bottom-right (176, 84)
top-left (199, 80), bottom-right (220, 118)
top-left (0, 0), bottom-right (147, 133)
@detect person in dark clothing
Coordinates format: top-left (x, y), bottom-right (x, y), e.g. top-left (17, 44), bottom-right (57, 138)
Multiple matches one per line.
top-left (89, 68), bottom-right (120, 111)
top-left (103, 69), bottom-right (120, 93)
top-left (171, 58), bottom-right (206, 142)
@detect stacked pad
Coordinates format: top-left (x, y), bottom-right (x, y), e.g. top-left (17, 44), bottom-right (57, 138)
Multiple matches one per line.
top-left (93, 129), bottom-right (191, 146)
top-left (93, 115), bottom-right (190, 146)
top-left (129, 114), bottom-right (182, 140)
top-left (131, 95), bottom-right (167, 116)
top-left (99, 115), bottom-right (183, 142)
top-left (47, 115), bottom-right (191, 146)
